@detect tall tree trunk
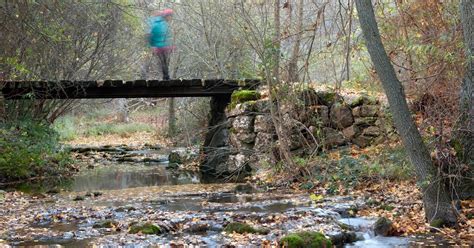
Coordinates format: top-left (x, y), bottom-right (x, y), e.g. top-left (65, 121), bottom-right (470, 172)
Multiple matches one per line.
top-left (288, 0), bottom-right (303, 82)
top-left (273, 0), bottom-right (281, 82)
top-left (168, 98), bottom-right (177, 137)
top-left (355, 0), bottom-right (458, 226)
top-left (457, 0), bottom-right (474, 199)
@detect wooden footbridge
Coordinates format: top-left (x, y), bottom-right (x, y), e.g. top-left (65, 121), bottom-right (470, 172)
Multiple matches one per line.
top-left (1, 78), bottom-right (260, 182)
top-left (1, 79), bottom-right (259, 99)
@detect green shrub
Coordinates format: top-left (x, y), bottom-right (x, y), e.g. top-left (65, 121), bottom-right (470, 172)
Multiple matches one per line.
top-left (0, 120), bottom-right (72, 181)
top-left (53, 116), bottom-right (78, 141)
top-left (280, 231), bottom-right (332, 248)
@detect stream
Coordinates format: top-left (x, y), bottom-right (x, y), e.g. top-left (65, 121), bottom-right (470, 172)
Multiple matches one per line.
top-left (0, 146), bottom-right (451, 247)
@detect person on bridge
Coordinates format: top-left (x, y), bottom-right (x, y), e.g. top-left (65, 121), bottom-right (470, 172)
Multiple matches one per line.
top-left (148, 8), bottom-right (174, 80)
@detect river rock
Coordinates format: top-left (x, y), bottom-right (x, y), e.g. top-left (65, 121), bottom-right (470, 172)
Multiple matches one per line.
top-left (62, 232), bottom-right (74, 240)
top-left (373, 217), bottom-right (394, 236)
top-left (330, 103), bottom-right (354, 129)
top-left (328, 231), bottom-right (358, 247)
top-left (185, 223), bottom-right (210, 233)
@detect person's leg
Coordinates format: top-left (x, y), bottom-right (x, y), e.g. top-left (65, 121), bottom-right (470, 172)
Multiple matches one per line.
top-left (157, 50), bottom-right (170, 80)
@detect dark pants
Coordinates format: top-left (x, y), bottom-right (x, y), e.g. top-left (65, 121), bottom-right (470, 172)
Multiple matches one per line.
top-left (155, 50), bottom-right (170, 80)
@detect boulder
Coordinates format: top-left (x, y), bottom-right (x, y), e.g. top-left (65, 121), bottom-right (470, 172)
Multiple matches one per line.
top-left (342, 125), bottom-right (360, 140)
top-left (289, 133), bottom-right (304, 150)
top-left (354, 117), bottom-right (378, 127)
top-left (168, 148), bottom-right (199, 164)
top-left (232, 115), bottom-right (255, 133)
top-left (254, 99), bottom-right (271, 113)
top-left (228, 101), bottom-right (257, 116)
top-left (330, 103), bottom-right (354, 129)
top-left (229, 132), bottom-right (254, 150)
top-left (317, 91), bottom-right (342, 106)
top-left (254, 115), bottom-right (274, 133)
top-left (352, 105), bottom-right (379, 117)
top-left (280, 231), bottom-right (332, 248)
top-left (373, 217), bottom-right (394, 236)
top-left (362, 126), bottom-right (381, 137)
top-left (349, 95), bottom-right (378, 107)
top-left (254, 132), bottom-right (274, 152)
top-left (227, 154), bottom-right (250, 171)
top-left (236, 131), bottom-right (256, 144)
top-left (323, 127), bottom-right (346, 148)
top-left (352, 135), bottom-right (373, 148)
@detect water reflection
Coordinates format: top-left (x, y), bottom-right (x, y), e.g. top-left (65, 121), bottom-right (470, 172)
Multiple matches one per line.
top-left (70, 164), bottom-right (200, 192)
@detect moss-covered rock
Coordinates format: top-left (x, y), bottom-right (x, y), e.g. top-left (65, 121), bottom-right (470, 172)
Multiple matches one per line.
top-left (374, 217), bottom-right (393, 236)
top-left (280, 231), bottom-right (332, 248)
top-left (128, 223), bottom-right (161, 235)
top-left (93, 220), bottom-right (118, 229)
top-left (316, 91), bottom-right (342, 106)
top-left (350, 95), bottom-right (378, 107)
top-left (224, 222), bottom-right (268, 234)
top-left (230, 90), bottom-right (261, 109)
top-left (429, 219), bottom-right (446, 228)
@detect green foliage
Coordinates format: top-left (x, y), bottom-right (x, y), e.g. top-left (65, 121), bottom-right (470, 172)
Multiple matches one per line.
top-left (84, 123), bottom-right (154, 137)
top-left (230, 90), bottom-right (261, 109)
top-left (280, 231), bottom-right (332, 248)
top-left (310, 145), bottom-right (413, 194)
top-left (53, 116), bottom-right (78, 141)
top-left (0, 120), bottom-right (71, 181)
top-left (128, 223), bottom-right (161, 235)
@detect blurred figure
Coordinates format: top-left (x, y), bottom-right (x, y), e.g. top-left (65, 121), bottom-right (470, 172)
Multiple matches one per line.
top-left (148, 9), bottom-right (174, 80)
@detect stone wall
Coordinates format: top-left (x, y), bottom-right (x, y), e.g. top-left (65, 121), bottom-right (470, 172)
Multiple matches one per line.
top-left (221, 89), bottom-right (392, 177)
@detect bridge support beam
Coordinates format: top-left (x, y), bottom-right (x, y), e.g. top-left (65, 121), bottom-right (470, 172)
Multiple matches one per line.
top-left (200, 95), bottom-right (231, 182)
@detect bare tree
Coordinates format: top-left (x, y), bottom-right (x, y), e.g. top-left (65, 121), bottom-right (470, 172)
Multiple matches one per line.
top-left (355, 0), bottom-right (458, 225)
top-left (457, 0), bottom-right (473, 200)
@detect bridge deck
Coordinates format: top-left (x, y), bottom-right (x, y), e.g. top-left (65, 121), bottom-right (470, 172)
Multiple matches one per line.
top-left (1, 79), bottom-right (259, 99)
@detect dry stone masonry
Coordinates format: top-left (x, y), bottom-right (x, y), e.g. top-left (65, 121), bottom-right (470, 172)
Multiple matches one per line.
top-left (220, 88), bottom-right (392, 178)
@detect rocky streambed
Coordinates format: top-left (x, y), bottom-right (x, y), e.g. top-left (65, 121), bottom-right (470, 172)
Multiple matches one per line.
top-left (0, 145), bottom-right (450, 247)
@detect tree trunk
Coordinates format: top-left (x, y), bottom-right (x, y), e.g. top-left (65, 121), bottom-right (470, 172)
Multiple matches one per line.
top-left (355, 0), bottom-right (458, 226)
top-left (168, 98), bottom-right (177, 137)
top-left (117, 99), bottom-right (129, 123)
top-left (288, 0), bottom-right (303, 82)
top-left (457, 0), bottom-right (474, 199)
top-left (273, 0), bottom-right (281, 82)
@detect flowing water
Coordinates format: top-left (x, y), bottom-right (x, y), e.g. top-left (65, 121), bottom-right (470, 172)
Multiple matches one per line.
top-left (0, 147), bottom-right (451, 247)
